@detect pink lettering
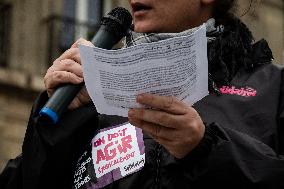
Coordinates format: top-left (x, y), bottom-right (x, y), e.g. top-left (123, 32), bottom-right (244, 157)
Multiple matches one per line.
top-left (108, 128), bottom-right (128, 141)
top-left (108, 133), bottom-right (119, 141)
top-left (96, 142), bottom-right (117, 164)
top-left (104, 142), bottom-right (116, 161)
top-left (219, 85), bottom-right (257, 97)
top-left (94, 136), bottom-right (105, 147)
top-left (96, 149), bottom-right (106, 164)
top-left (95, 133), bottom-right (133, 165)
top-left (117, 135), bottom-right (133, 154)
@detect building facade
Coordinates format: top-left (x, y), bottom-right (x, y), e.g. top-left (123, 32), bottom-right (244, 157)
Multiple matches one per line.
top-left (239, 0), bottom-right (284, 64)
top-left (0, 0), bottom-right (283, 172)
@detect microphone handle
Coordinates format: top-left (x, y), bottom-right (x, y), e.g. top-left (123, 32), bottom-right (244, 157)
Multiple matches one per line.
top-left (91, 26), bottom-right (118, 47)
top-left (40, 83), bottom-right (84, 123)
top-left (39, 29), bottom-right (119, 124)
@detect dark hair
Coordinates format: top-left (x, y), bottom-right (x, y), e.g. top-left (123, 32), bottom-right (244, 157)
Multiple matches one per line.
top-left (213, 0), bottom-right (255, 24)
top-left (213, 0), bottom-right (237, 24)
top-left (208, 0), bottom-right (259, 94)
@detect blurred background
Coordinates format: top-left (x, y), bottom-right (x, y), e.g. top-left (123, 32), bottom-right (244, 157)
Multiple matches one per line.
top-left (0, 0), bottom-right (283, 173)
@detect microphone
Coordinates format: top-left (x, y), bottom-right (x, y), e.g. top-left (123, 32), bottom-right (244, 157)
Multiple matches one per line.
top-left (39, 7), bottom-right (132, 124)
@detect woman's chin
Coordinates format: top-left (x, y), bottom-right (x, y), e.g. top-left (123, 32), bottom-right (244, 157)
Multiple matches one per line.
top-left (133, 22), bottom-right (161, 33)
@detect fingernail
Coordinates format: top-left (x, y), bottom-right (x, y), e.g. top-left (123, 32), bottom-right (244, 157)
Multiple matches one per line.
top-left (128, 109), bottom-right (135, 117)
top-left (128, 116), bottom-right (138, 127)
top-left (77, 77), bottom-right (83, 82)
top-left (137, 94), bottom-right (144, 102)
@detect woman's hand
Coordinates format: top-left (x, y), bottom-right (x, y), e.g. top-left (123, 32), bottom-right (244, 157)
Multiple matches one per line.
top-left (128, 94), bottom-right (205, 159)
top-left (44, 38), bottom-right (93, 110)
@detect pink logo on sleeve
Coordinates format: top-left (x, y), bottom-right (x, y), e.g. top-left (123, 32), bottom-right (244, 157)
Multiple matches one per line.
top-left (219, 86), bottom-right (257, 97)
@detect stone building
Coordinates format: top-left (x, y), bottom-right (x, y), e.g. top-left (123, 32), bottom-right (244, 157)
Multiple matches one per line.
top-left (0, 0), bottom-right (130, 173)
top-left (0, 0), bottom-right (283, 173)
top-left (239, 0), bottom-right (284, 64)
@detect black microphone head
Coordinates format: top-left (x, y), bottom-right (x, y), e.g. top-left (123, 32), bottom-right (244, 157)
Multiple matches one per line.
top-left (101, 7), bottom-right (132, 40)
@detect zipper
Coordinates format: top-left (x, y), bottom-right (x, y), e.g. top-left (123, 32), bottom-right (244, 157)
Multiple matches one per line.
top-left (154, 144), bottom-right (162, 189)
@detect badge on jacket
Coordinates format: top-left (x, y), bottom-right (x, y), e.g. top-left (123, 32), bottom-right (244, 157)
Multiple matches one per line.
top-left (91, 122), bottom-right (145, 188)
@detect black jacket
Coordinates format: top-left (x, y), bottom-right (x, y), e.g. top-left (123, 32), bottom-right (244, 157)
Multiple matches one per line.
top-left (1, 39), bottom-right (284, 189)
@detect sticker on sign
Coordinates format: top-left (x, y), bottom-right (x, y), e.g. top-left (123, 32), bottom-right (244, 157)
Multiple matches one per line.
top-left (92, 123), bottom-right (145, 181)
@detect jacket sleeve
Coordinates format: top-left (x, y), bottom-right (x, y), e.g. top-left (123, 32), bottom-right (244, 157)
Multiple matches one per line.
top-left (181, 72), bottom-right (284, 188)
top-left (0, 155), bottom-right (23, 189)
top-left (186, 122), bottom-right (284, 188)
top-left (1, 91), bottom-right (99, 189)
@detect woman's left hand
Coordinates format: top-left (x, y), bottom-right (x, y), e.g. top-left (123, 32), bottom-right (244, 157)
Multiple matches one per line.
top-left (128, 94), bottom-right (205, 159)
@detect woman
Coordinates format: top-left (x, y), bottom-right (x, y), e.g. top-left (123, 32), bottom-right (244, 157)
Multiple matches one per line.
top-left (1, 0), bottom-right (284, 188)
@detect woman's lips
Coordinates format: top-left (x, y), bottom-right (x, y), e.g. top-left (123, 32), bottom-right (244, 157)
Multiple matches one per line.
top-left (131, 2), bottom-right (152, 16)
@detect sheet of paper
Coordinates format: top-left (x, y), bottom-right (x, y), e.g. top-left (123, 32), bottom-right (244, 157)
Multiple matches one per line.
top-left (79, 24), bottom-right (208, 117)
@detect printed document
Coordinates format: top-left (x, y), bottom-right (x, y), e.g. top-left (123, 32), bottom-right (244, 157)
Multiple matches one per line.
top-left (79, 24), bottom-right (208, 117)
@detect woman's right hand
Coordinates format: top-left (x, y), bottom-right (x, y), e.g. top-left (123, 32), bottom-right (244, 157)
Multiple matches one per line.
top-left (44, 38), bottom-right (94, 110)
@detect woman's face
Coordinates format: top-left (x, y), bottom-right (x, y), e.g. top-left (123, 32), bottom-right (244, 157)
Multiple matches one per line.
top-left (128, 0), bottom-right (213, 33)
